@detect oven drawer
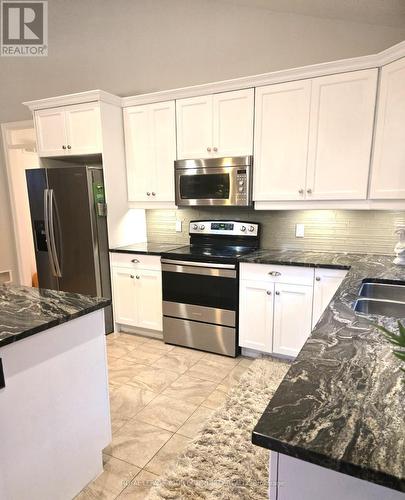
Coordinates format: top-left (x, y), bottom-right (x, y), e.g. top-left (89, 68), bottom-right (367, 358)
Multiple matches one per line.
top-left (163, 301), bottom-right (235, 327)
top-left (240, 263), bottom-right (314, 285)
top-left (163, 316), bottom-right (237, 357)
top-left (110, 252), bottom-right (161, 271)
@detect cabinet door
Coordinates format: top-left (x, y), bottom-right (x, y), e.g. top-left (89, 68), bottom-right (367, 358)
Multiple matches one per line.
top-left (135, 270), bottom-right (162, 331)
top-left (35, 108), bottom-right (67, 157)
top-left (176, 95), bottom-right (213, 159)
top-left (111, 267), bottom-right (137, 326)
top-left (65, 103), bottom-right (102, 155)
top-left (370, 58), bottom-right (405, 199)
top-left (306, 69), bottom-right (377, 200)
top-left (150, 101), bottom-right (177, 201)
top-left (212, 89), bottom-right (254, 157)
top-left (239, 280), bottom-right (273, 353)
top-left (312, 269), bottom-right (347, 328)
top-left (253, 80), bottom-right (311, 201)
top-left (124, 104), bottom-right (153, 201)
top-left (273, 283), bottom-right (313, 357)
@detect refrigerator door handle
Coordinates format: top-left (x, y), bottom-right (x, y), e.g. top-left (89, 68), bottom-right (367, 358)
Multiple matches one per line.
top-left (48, 189), bottom-right (63, 278)
top-left (44, 189), bottom-right (58, 277)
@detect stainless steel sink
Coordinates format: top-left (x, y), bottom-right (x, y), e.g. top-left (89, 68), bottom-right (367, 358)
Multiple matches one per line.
top-left (354, 298), bottom-right (405, 319)
top-left (359, 281), bottom-right (405, 302)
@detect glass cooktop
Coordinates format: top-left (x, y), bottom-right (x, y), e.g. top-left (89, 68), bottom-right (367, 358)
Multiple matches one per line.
top-left (161, 244), bottom-right (257, 263)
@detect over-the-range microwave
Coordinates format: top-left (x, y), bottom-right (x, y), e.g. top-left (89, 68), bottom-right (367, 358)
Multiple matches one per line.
top-left (174, 156), bottom-right (253, 207)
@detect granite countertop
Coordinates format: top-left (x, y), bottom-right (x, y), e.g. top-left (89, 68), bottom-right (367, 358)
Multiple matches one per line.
top-left (0, 285), bottom-right (110, 349)
top-left (109, 242), bottom-right (185, 255)
top-left (248, 250), bottom-right (405, 492)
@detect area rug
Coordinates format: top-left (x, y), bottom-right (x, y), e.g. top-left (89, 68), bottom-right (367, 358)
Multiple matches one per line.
top-left (147, 357), bottom-right (290, 500)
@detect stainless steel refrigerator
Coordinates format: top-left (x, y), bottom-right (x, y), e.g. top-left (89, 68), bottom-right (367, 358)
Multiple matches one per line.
top-left (26, 165), bottom-right (113, 333)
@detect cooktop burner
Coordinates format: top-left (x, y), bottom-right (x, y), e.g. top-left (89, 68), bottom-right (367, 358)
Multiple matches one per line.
top-left (163, 244), bottom-right (256, 262)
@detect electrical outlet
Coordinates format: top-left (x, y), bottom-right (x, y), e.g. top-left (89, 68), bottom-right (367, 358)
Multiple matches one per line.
top-left (295, 223), bottom-right (305, 238)
top-left (176, 220), bottom-right (182, 232)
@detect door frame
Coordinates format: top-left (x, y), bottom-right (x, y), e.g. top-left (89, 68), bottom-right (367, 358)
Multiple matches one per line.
top-left (1, 120), bottom-right (38, 285)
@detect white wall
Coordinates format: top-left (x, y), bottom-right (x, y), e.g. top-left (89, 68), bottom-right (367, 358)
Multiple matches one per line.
top-left (1, 0), bottom-right (405, 281)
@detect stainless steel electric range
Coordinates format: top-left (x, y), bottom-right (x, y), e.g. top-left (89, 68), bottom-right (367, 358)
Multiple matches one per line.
top-left (161, 220), bottom-right (260, 357)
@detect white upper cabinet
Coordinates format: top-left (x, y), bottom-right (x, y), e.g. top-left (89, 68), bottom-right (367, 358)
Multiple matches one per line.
top-left (64, 104), bottom-right (101, 155)
top-left (35, 103), bottom-right (102, 157)
top-left (370, 57), bottom-right (405, 199)
top-left (35, 108), bottom-right (67, 157)
top-left (306, 69), bottom-right (377, 200)
top-left (254, 80), bottom-right (311, 201)
top-left (176, 89), bottom-right (254, 159)
top-left (124, 100), bottom-right (176, 203)
top-left (272, 282), bottom-right (313, 357)
top-left (176, 94), bottom-right (213, 159)
top-left (212, 89), bottom-right (254, 157)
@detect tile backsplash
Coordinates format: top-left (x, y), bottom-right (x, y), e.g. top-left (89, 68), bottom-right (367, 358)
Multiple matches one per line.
top-left (146, 208), bottom-right (405, 255)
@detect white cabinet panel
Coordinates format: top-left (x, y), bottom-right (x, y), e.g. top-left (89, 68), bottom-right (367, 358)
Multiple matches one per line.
top-left (306, 69), bottom-right (377, 200)
top-left (35, 108), bottom-right (67, 157)
top-left (370, 57), bottom-right (405, 199)
top-left (312, 268), bottom-right (347, 328)
top-left (65, 103), bottom-right (101, 155)
top-left (254, 80), bottom-right (311, 201)
top-left (136, 270), bottom-right (163, 331)
top-left (112, 267), bottom-right (137, 326)
top-left (239, 280), bottom-right (273, 353)
top-left (176, 95), bottom-right (213, 159)
top-left (273, 283), bottom-right (313, 357)
top-left (213, 88), bottom-right (254, 157)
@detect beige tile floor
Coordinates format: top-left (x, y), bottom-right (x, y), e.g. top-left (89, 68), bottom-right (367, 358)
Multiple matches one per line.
top-left (76, 332), bottom-right (254, 499)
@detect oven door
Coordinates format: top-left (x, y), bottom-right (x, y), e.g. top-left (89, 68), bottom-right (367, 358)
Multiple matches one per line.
top-left (175, 167), bottom-right (238, 206)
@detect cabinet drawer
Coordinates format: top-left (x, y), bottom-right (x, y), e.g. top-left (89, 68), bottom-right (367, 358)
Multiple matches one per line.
top-left (110, 252), bottom-right (161, 271)
top-left (240, 263), bottom-right (314, 286)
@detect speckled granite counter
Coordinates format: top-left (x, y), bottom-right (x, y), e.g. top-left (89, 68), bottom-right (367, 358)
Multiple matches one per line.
top-left (246, 250), bottom-right (405, 492)
top-left (110, 242), bottom-right (184, 255)
top-left (0, 285), bottom-right (110, 348)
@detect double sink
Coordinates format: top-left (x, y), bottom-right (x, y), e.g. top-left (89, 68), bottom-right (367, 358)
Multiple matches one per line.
top-left (354, 280), bottom-right (405, 319)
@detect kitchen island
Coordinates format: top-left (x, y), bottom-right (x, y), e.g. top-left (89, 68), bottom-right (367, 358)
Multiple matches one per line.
top-left (244, 251), bottom-right (405, 499)
top-left (0, 285), bottom-right (111, 500)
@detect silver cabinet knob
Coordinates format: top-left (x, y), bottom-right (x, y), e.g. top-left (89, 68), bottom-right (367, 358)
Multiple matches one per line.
top-left (130, 274), bottom-right (134, 279)
top-left (62, 145), bottom-right (66, 149)
top-left (275, 291), bottom-right (280, 295)
top-left (269, 271), bottom-right (281, 277)
top-left (131, 258), bottom-right (139, 264)
top-left (136, 275), bottom-right (140, 279)
top-left (213, 147), bottom-right (218, 152)
top-left (147, 192), bottom-right (151, 196)
top-left (307, 188), bottom-right (312, 194)
top-left (266, 290), bottom-right (272, 295)
top-left (192, 224), bottom-right (198, 230)
top-left (241, 225), bottom-right (246, 232)
top-left (298, 188), bottom-right (304, 194)
top-left (207, 147), bottom-right (212, 152)
top-left (152, 192), bottom-right (156, 196)
top-left (316, 276), bottom-right (321, 281)
top-left (67, 145), bottom-right (71, 149)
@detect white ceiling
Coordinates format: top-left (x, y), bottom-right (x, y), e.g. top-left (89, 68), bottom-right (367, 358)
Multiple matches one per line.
top-left (220, 0), bottom-right (405, 27)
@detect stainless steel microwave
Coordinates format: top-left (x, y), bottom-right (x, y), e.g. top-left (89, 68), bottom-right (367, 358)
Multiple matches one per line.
top-left (174, 156), bottom-right (253, 207)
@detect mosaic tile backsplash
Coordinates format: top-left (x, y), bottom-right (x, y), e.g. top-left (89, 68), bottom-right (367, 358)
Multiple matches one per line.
top-left (146, 208), bottom-right (405, 255)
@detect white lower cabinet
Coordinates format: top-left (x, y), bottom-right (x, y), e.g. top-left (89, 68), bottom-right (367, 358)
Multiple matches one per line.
top-left (239, 280), bottom-right (274, 352)
top-left (111, 254), bottom-right (163, 331)
top-left (273, 283), bottom-right (313, 357)
top-left (239, 263), bottom-right (345, 358)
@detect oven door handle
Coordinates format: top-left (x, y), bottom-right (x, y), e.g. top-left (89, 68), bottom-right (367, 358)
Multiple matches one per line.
top-left (161, 263), bottom-right (236, 278)
top-left (161, 259), bottom-right (235, 269)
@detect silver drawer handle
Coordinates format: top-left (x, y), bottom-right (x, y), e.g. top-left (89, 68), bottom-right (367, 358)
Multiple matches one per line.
top-left (316, 276), bottom-right (321, 281)
top-left (275, 291), bottom-right (280, 295)
top-left (136, 275), bottom-right (140, 279)
top-left (131, 258), bottom-right (140, 263)
top-left (266, 290), bottom-right (272, 295)
top-left (130, 274), bottom-right (134, 279)
top-left (269, 271), bottom-right (281, 277)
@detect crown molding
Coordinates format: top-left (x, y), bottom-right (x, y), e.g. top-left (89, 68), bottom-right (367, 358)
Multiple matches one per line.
top-left (122, 40), bottom-right (405, 107)
top-left (23, 90), bottom-right (122, 111)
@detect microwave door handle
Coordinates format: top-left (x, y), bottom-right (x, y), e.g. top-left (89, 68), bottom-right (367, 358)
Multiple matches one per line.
top-left (48, 189), bottom-right (62, 278)
top-left (44, 189), bottom-right (58, 277)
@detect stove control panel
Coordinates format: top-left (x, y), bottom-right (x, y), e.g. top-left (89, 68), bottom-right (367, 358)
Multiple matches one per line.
top-left (189, 220), bottom-right (259, 237)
